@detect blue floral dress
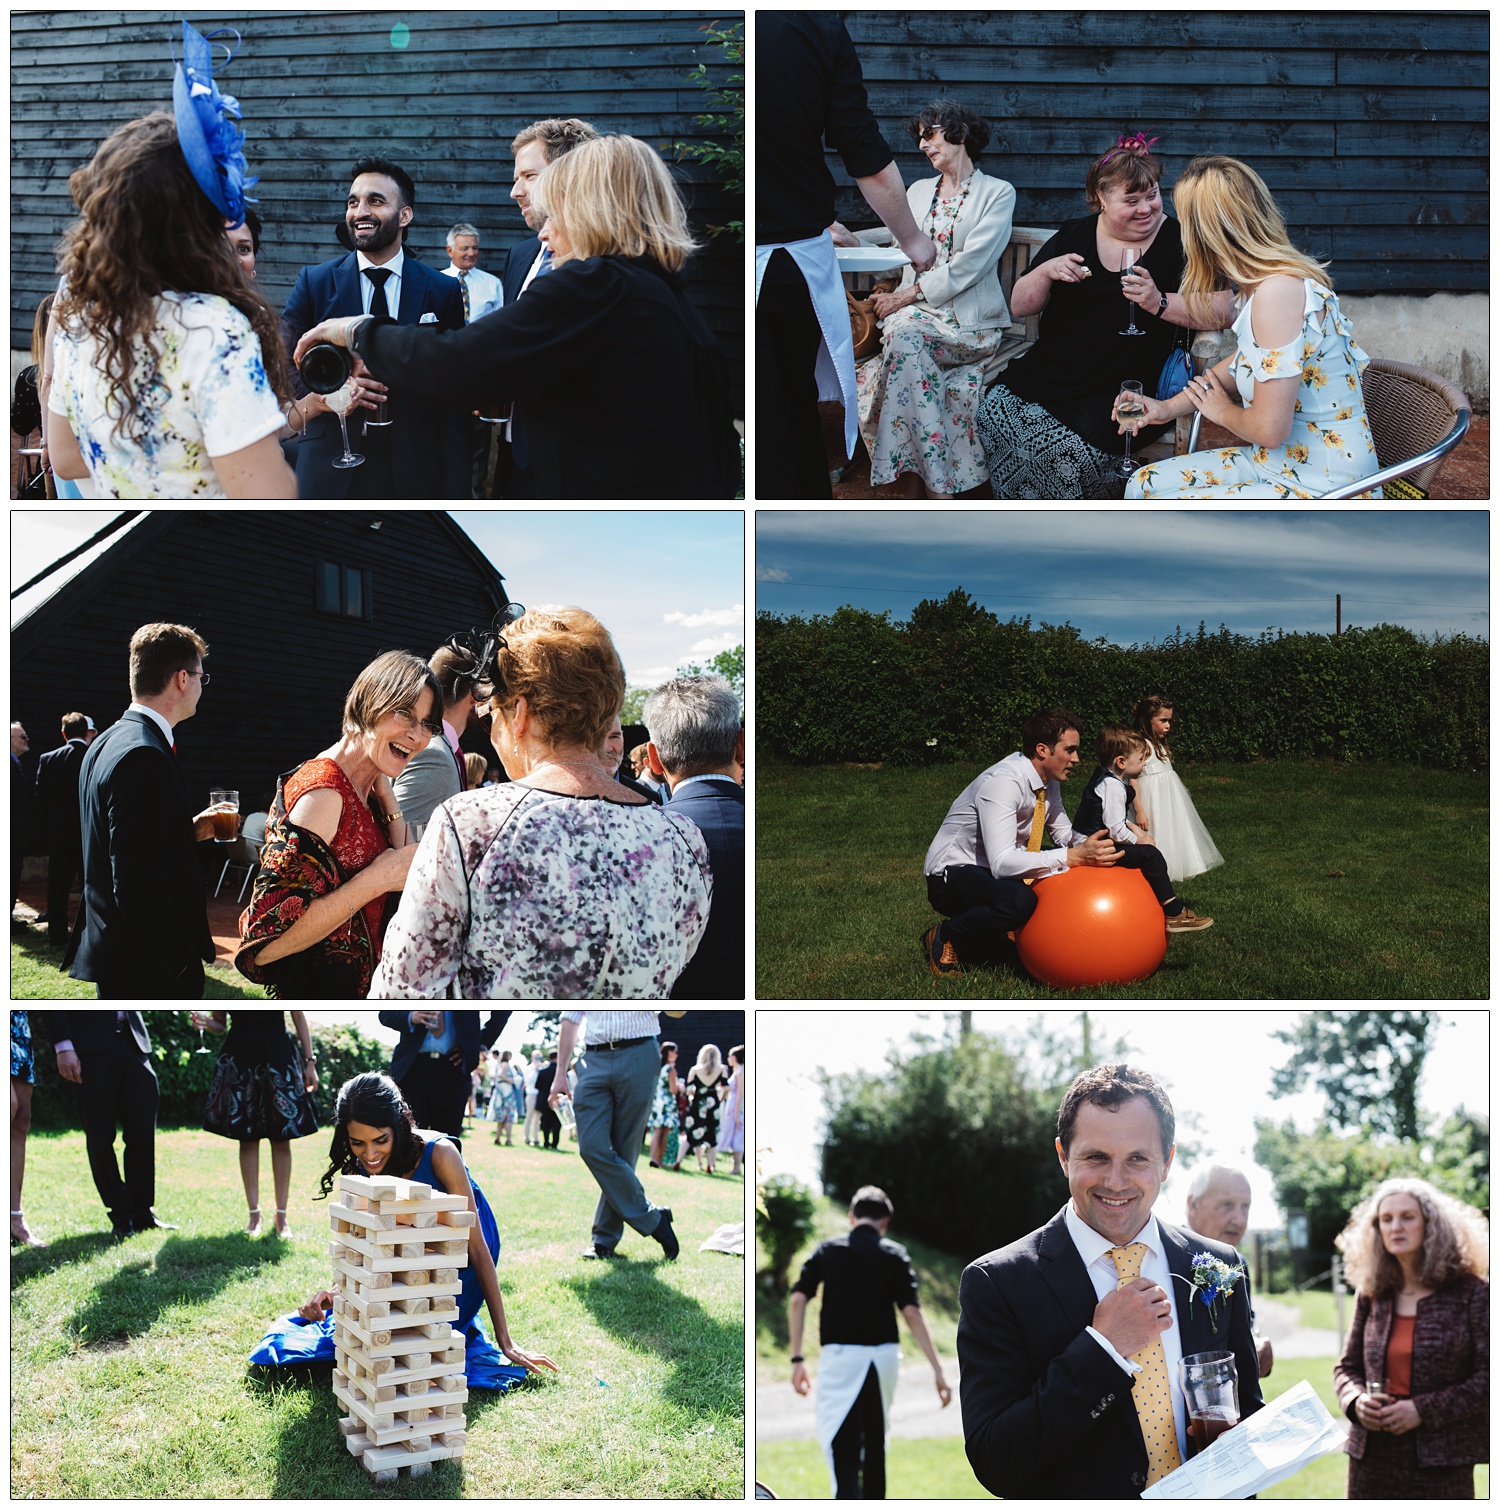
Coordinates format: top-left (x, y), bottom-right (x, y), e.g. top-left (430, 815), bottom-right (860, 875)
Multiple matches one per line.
top-left (647, 1064), bottom-right (679, 1130)
top-left (1127, 280), bottom-right (1382, 499)
top-left (11, 1011), bottom-right (33, 1083)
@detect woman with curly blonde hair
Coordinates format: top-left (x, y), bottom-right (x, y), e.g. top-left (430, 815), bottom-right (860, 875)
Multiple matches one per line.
top-left (1125, 154), bottom-right (1381, 500)
top-left (48, 112), bottom-right (295, 498)
top-left (1332, 1177), bottom-right (1489, 1498)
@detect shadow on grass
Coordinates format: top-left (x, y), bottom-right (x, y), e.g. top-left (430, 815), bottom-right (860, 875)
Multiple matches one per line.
top-left (69, 1231), bottom-right (291, 1346)
top-left (11, 1228), bottom-right (125, 1284)
top-left (562, 1262), bottom-right (743, 1415)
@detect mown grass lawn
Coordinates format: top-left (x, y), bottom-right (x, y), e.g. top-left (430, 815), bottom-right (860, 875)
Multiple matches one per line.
top-left (12, 1126), bottom-right (744, 1497)
top-left (756, 759), bottom-right (1488, 999)
top-left (10, 929), bottom-right (267, 999)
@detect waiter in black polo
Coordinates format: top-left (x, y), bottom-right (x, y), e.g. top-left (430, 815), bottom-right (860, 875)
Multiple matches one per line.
top-left (378, 1011), bottom-right (509, 1148)
top-left (788, 1185), bottom-right (952, 1498)
top-left (756, 13), bottom-right (938, 499)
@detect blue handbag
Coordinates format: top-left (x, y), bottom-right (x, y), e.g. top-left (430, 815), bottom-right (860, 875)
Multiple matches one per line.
top-left (1157, 331), bottom-right (1193, 401)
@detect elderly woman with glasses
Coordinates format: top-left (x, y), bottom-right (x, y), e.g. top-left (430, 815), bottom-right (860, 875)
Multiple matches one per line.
top-left (369, 606), bottom-right (713, 1000)
top-left (236, 650), bottom-right (441, 998)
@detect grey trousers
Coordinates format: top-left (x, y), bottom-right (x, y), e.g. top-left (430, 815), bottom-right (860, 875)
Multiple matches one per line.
top-left (572, 1036), bottom-right (664, 1249)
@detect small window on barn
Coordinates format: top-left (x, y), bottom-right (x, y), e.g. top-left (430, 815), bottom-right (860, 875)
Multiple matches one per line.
top-left (315, 560), bottom-right (373, 620)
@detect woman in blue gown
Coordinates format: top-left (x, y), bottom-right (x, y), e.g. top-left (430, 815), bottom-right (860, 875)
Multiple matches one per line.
top-left (265, 1073), bottom-right (556, 1381)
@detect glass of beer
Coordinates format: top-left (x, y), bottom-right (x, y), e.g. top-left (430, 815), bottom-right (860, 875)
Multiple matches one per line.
top-left (1180, 1350), bottom-right (1240, 1458)
top-left (209, 788), bottom-right (240, 842)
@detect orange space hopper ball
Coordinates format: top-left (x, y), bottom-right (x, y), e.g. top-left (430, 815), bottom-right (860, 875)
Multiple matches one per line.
top-left (1016, 865), bottom-right (1167, 989)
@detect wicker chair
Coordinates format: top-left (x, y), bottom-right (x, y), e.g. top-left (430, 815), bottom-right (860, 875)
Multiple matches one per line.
top-left (1184, 359), bottom-right (1472, 498)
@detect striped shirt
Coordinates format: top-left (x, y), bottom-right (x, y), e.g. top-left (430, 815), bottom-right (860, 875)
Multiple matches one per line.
top-left (561, 1010), bottom-right (663, 1046)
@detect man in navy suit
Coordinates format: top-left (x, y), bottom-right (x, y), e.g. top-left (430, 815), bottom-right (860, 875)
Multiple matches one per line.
top-left (65, 623), bottom-right (218, 998)
top-left (377, 1011), bottom-right (510, 1147)
top-left (496, 117), bottom-right (601, 498)
top-left (643, 675), bottom-right (745, 999)
top-left (282, 156), bottom-right (470, 500)
top-left (34, 710), bottom-right (90, 943)
top-left (958, 1064), bottom-right (1264, 1498)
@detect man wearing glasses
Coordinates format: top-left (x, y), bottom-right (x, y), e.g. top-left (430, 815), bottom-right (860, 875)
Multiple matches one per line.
top-left (65, 622), bottom-right (220, 998)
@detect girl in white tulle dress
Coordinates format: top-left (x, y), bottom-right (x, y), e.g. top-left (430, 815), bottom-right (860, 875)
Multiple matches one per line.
top-left (1131, 695), bottom-right (1224, 883)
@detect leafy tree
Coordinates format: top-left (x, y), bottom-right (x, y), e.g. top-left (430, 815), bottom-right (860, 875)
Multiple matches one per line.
top-left (756, 1173), bottom-right (817, 1293)
top-left (527, 1011), bottom-right (562, 1050)
top-left (1428, 1107), bottom-right (1490, 1213)
top-left (679, 643), bottom-right (745, 712)
top-left (672, 21), bottom-right (743, 240)
top-left (1269, 1010), bottom-right (1434, 1140)
top-left (819, 1032), bottom-right (1065, 1261)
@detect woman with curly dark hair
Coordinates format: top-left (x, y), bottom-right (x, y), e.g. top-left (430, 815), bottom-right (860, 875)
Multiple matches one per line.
top-left (850, 100), bottom-right (1015, 497)
top-left (298, 1072), bottom-right (557, 1379)
top-left (1333, 1177), bottom-right (1489, 1499)
top-left (48, 106), bottom-right (295, 497)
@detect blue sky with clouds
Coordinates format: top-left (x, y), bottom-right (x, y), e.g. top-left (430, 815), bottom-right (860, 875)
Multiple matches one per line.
top-left (755, 510), bottom-right (1488, 645)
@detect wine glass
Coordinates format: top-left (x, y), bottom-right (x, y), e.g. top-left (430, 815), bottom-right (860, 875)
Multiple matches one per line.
top-left (1120, 247), bottom-right (1144, 336)
top-left (325, 382), bottom-right (364, 469)
top-left (189, 1011), bottom-right (213, 1054)
top-left (1114, 381), bottom-right (1146, 478)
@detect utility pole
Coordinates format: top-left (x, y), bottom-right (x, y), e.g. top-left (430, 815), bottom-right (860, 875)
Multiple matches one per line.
top-left (1336, 594), bottom-right (1341, 636)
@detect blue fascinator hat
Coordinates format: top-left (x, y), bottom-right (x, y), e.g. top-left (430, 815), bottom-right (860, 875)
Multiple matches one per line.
top-left (172, 20), bottom-right (258, 226)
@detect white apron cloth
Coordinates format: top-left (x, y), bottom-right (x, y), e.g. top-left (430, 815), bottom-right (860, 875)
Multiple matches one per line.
top-left (814, 1341), bottom-right (901, 1493)
top-left (755, 233), bottom-right (858, 456)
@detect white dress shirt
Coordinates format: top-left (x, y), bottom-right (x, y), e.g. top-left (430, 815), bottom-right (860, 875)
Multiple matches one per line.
top-left (561, 1010), bottom-right (664, 1046)
top-left (1064, 1202), bottom-right (1189, 1463)
top-left (126, 702), bottom-right (175, 747)
top-left (357, 246), bottom-right (405, 317)
top-left (923, 750), bottom-right (1087, 881)
top-left (442, 262), bottom-right (504, 322)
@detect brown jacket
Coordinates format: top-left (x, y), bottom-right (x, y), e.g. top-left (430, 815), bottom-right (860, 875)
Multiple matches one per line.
top-left (1333, 1274), bottom-right (1488, 1466)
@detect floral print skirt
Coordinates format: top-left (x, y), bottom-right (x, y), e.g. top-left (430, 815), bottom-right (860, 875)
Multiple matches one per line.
top-left (203, 1041), bottom-right (320, 1142)
top-left (856, 306), bottom-right (1003, 494)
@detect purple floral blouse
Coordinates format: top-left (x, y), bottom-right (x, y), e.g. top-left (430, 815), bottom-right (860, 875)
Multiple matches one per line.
top-left (368, 784), bottom-right (713, 1000)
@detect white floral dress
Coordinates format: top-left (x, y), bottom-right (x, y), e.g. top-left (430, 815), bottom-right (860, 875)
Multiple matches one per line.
top-left (855, 182), bottom-right (1006, 494)
top-left (369, 784), bottom-right (713, 1000)
top-left (1127, 280), bottom-right (1381, 499)
top-left (49, 291), bottom-right (285, 499)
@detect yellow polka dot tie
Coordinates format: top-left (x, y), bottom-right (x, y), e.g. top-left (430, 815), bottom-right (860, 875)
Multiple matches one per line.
top-left (1109, 1242), bottom-right (1183, 1487)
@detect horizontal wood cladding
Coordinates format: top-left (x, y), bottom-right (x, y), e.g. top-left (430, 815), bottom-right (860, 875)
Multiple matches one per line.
top-left (10, 8), bottom-right (746, 405)
top-left (826, 10), bottom-right (1487, 296)
top-left (11, 512), bottom-right (508, 813)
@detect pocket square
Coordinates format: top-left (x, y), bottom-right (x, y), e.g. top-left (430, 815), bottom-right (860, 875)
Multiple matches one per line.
top-left (419, 311), bottom-right (439, 324)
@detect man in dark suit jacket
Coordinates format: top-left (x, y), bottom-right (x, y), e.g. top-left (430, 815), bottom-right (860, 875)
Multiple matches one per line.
top-left (959, 1064), bottom-right (1264, 1499)
top-left (281, 156), bottom-right (469, 500)
top-left (644, 676), bottom-right (745, 999)
top-left (34, 711), bottom-right (90, 943)
top-left (377, 1010), bottom-right (510, 1147)
top-left (64, 623), bottom-right (218, 998)
top-left (42, 1010), bottom-right (172, 1238)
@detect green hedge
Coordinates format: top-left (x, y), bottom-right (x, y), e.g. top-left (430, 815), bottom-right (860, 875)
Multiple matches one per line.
top-left (24, 1012), bottom-right (391, 1131)
top-left (757, 591), bottom-right (1488, 771)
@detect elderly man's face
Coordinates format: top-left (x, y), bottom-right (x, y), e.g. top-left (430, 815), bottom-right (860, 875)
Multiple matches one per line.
top-left (449, 233), bottom-right (480, 271)
top-left (11, 724), bottom-right (29, 757)
top-left (1187, 1172), bottom-right (1253, 1247)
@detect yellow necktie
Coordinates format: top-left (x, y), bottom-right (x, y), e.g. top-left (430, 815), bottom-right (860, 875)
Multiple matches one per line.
top-left (1108, 1242), bottom-right (1183, 1487)
top-left (1026, 788), bottom-right (1047, 851)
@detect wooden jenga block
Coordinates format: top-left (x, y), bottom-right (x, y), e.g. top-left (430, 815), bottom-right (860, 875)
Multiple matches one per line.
top-left (437, 1208), bottom-right (477, 1228)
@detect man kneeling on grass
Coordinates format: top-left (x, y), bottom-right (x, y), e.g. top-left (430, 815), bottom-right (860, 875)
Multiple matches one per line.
top-left (920, 707), bottom-right (1208, 979)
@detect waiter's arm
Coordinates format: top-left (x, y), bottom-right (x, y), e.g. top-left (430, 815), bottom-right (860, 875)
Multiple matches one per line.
top-left (901, 1303), bottom-right (952, 1405)
top-left (789, 1291), bottom-right (811, 1395)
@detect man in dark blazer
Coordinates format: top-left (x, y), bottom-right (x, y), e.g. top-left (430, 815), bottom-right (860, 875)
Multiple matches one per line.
top-left (42, 1010), bottom-right (172, 1238)
top-left (64, 623), bottom-right (218, 998)
top-left (958, 1064), bottom-right (1264, 1499)
top-left (34, 711), bottom-right (90, 943)
top-left (281, 156), bottom-right (470, 500)
top-left (643, 676), bottom-right (745, 999)
top-left (377, 1011), bottom-right (510, 1146)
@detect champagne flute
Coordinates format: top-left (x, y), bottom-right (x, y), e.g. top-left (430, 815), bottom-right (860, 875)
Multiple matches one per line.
top-left (189, 1010), bottom-right (213, 1054)
top-left (1120, 247), bottom-right (1144, 336)
top-left (325, 381), bottom-right (364, 469)
top-left (1114, 380), bottom-right (1146, 478)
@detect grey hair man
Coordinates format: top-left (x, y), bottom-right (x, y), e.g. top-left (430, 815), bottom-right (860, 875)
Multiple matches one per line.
top-left (643, 675), bottom-right (744, 998)
top-left (1185, 1164), bottom-right (1273, 1377)
top-left (443, 221), bottom-right (503, 322)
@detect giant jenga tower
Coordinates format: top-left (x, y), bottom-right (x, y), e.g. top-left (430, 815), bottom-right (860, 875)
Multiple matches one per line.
top-left (329, 1173), bottom-right (474, 1484)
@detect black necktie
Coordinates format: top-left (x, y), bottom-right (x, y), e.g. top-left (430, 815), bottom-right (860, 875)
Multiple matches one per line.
top-left (363, 266), bottom-right (393, 317)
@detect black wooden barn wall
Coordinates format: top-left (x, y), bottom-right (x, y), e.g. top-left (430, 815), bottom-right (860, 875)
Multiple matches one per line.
top-left (11, 510), bottom-right (510, 816)
top-left (833, 11), bottom-right (1487, 294)
top-left (10, 9), bottom-right (745, 409)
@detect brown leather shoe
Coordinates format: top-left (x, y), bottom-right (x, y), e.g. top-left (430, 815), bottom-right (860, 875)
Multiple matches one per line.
top-left (922, 925), bottom-right (963, 976)
top-left (1166, 908), bottom-right (1214, 933)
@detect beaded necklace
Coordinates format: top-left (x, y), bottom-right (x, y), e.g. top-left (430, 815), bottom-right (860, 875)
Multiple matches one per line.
top-left (925, 171), bottom-right (974, 262)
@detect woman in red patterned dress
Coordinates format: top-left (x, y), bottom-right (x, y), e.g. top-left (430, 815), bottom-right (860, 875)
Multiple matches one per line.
top-left (236, 650), bottom-right (442, 997)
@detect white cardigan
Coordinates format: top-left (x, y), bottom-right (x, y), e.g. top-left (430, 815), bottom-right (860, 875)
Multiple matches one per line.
top-left (896, 168), bottom-right (1016, 331)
